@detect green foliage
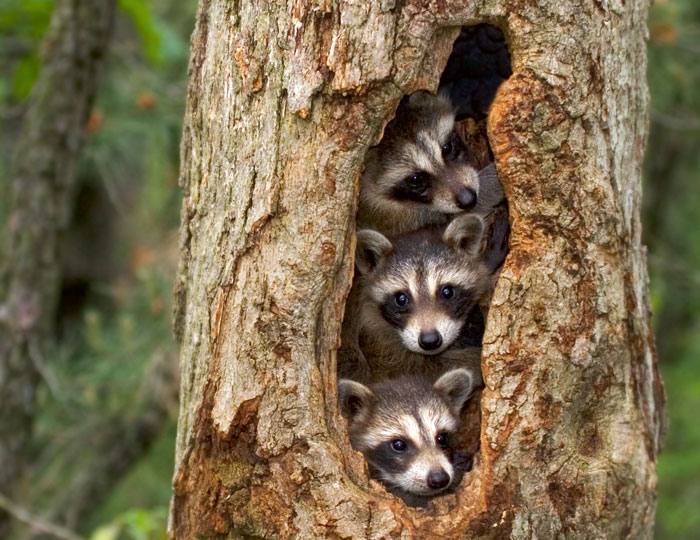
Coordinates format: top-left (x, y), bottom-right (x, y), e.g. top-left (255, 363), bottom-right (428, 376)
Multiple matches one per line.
top-left (11, 52), bottom-right (39, 99)
top-left (657, 347), bottom-right (700, 538)
top-left (88, 427), bottom-right (176, 533)
top-left (0, 0), bottom-right (52, 59)
top-left (0, 0), bottom-right (53, 227)
top-left (647, 0), bottom-right (700, 114)
top-left (0, 0), bottom-right (52, 100)
top-left (90, 507), bottom-right (169, 540)
top-left (645, 1), bottom-right (700, 538)
top-left (0, 0), bottom-right (52, 35)
top-left (1, 0), bottom-right (196, 537)
top-left (119, 0), bottom-right (163, 65)
top-left (24, 262), bottom-right (178, 529)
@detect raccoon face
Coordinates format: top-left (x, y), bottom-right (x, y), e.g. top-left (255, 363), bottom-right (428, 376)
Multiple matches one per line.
top-left (378, 278), bottom-right (475, 355)
top-left (381, 129), bottom-right (479, 213)
top-left (364, 416), bottom-right (455, 497)
top-left (355, 215), bottom-right (488, 356)
top-left (361, 91), bottom-right (480, 227)
top-left (338, 369), bottom-right (476, 503)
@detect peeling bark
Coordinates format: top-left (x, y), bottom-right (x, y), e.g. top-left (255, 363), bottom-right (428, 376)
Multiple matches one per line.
top-left (170, 1), bottom-right (665, 538)
top-left (0, 1), bottom-right (116, 535)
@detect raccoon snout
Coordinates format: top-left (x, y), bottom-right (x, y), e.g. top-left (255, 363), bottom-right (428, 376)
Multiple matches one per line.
top-left (418, 330), bottom-right (443, 351)
top-left (455, 187), bottom-right (477, 210)
top-left (426, 469), bottom-right (450, 490)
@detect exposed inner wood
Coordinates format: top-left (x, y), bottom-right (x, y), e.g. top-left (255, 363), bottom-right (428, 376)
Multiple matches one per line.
top-left (169, 1), bottom-right (665, 538)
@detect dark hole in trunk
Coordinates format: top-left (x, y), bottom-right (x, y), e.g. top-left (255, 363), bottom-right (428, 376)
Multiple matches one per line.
top-left (337, 23), bottom-right (512, 509)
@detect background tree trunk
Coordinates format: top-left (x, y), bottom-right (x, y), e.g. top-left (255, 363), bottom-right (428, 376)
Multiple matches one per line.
top-left (170, 0), bottom-right (665, 538)
top-left (0, 0), bottom-right (116, 535)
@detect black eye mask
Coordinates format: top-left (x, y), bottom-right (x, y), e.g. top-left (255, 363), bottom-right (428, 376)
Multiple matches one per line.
top-left (442, 131), bottom-right (467, 162)
top-left (379, 292), bottom-right (412, 328)
top-left (390, 172), bottom-right (433, 204)
top-left (438, 285), bottom-right (475, 320)
top-left (365, 440), bottom-right (417, 476)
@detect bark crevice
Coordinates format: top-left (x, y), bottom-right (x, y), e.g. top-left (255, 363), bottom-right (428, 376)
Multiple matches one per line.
top-left (170, 2), bottom-right (664, 538)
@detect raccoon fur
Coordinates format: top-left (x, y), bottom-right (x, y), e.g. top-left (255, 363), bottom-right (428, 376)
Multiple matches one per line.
top-left (358, 91), bottom-right (505, 236)
top-left (338, 368), bottom-right (476, 507)
top-left (338, 214), bottom-right (494, 384)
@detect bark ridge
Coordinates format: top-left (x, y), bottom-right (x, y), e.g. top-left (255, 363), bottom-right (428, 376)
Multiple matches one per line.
top-left (170, 1), bottom-right (664, 538)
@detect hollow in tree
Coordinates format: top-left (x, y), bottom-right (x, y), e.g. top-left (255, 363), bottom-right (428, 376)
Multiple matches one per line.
top-left (169, 1), bottom-right (665, 538)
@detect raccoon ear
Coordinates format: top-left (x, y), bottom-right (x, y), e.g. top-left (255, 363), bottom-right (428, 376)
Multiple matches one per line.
top-left (407, 89), bottom-right (454, 114)
top-left (443, 214), bottom-right (484, 254)
top-left (484, 205), bottom-right (510, 272)
top-left (433, 368), bottom-right (477, 413)
top-left (338, 379), bottom-right (374, 421)
top-left (437, 87), bottom-right (454, 102)
top-left (406, 89), bottom-right (434, 108)
top-left (355, 230), bottom-right (393, 274)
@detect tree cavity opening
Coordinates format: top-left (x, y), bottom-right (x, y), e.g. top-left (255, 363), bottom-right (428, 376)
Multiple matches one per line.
top-left (336, 23), bottom-right (513, 511)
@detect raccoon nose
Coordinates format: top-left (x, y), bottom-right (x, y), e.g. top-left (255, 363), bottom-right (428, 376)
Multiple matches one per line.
top-left (455, 188), bottom-right (476, 210)
top-left (427, 469), bottom-right (450, 490)
top-left (418, 330), bottom-right (442, 351)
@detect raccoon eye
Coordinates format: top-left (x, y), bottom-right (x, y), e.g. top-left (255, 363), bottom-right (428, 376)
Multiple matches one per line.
top-left (394, 292), bottom-right (409, 307)
top-left (442, 132), bottom-right (464, 161)
top-left (391, 439), bottom-right (408, 452)
top-left (440, 285), bottom-right (454, 299)
top-left (436, 432), bottom-right (449, 448)
top-left (405, 171), bottom-right (430, 189)
top-left (441, 141), bottom-right (453, 157)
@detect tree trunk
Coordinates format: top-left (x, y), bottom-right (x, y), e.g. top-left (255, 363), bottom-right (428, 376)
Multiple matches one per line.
top-left (170, 0), bottom-right (665, 538)
top-left (0, 0), bottom-right (116, 535)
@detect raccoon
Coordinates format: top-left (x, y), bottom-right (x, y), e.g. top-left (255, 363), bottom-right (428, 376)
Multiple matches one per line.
top-left (338, 214), bottom-right (495, 384)
top-left (358, 90), bottom-right (505, 236)
top-left (338, 368), bottom-right (477, 507)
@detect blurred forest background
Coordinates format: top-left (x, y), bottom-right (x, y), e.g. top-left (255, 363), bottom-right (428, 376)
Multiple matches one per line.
top-left (0, 0), bottom-right (697, 538)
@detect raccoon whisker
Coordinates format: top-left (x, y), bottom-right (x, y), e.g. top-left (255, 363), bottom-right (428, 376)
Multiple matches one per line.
top-left (338, 370), bottom-right (477, 507)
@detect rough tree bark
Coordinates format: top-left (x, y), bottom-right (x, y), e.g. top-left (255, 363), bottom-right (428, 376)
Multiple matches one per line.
top-left (170, 0), bottom-right (665, 538)
top-left (0, 0), bottom-right (116, 535)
